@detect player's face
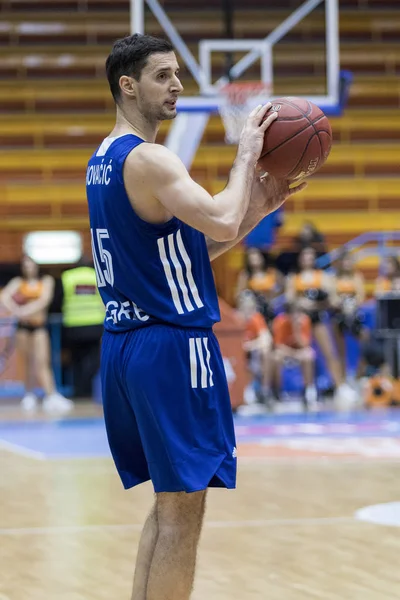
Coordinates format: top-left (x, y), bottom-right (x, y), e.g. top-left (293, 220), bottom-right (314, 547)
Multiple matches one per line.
top-left (300, 248), bottom-right (316, 270)
top-left (247, 248), bottom-right (264, 271)
top-left (136, 52), bottom-right (183, 121)
top-left (342, 255), bottom-right (353, 273)
top-left (392, 276), bottom-right (400, 291)
top-left (21, 256), bottom-right (38, 279)
top-left (385, 258), bottom-right (398, 278)
top-left (238, 294), bottom-right (257, 319)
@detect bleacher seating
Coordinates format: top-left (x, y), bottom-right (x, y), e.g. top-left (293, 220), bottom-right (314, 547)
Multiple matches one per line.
top-left (0, 1), bottom-right (399, 294)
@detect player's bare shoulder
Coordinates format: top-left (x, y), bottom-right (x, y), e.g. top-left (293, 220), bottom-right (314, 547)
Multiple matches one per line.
top-left (124, 142), bottom-right (184, 185)
top-left (123, 143), bottom-right (183, 224)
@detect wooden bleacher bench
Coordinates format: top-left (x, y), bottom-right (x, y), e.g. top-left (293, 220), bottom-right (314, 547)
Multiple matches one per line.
top-left (1, 10), bottom-right (399, 42)
top-left (0, 176), bottom-right (398, 212)
top-left (0, 140), bottom-right (398, 180)
top-left (4, 0), bottom-right (400, 11)
top-left (191, 145), bottom-right (400, 179)
top-left (0, 80), bottom-right (399, 114)
top-left (0, 44), bottom-right (399, 79)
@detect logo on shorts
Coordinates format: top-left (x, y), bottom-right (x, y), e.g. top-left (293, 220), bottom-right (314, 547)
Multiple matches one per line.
top-left (232, 447), bottom-right (237, 459)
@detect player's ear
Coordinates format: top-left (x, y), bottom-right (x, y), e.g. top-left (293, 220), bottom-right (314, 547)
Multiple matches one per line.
top-left (119, 75), bottom-right (136, 99)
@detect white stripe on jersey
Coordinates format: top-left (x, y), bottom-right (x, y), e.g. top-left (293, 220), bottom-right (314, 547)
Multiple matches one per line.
top-left (157, 237), bottom-right (184, 314)
top-left (167, 233), bottom-right (194, 312)
top-left (175, 230), bottom-right (204, 309)
top-left (189, 338), bottom-right (198, 388)
top-left (158, 230), bottom-right (204, 315)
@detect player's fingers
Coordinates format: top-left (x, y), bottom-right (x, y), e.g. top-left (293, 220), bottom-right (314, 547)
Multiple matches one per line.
top-left (288, 181), bottom-right (308, 195)
top-left (248, 103), bottom-right (264, 119)
top-left (255, 102), bottom-right (272, 123)
top-left (260, 111), bottom-right (278, 131)
top-left (255, 162), bottom-right (268, 176)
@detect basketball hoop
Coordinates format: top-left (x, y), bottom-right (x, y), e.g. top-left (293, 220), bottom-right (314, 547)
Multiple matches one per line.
top-left (218, 82), bottom-right (272, 145)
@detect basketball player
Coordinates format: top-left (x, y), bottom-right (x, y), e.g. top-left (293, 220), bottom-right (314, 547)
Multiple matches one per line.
top-left (86, 34), bottom-right (306, 600)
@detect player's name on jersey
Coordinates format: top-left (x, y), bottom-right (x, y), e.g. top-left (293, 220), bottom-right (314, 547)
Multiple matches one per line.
top-left (86, 160), bottom-right (113, 186)
top-left (105, 300), bottom-right (150, 324)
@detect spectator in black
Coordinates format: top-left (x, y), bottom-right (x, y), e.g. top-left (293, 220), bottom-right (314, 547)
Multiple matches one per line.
top-left (294, 221), bottom-right (327, 256)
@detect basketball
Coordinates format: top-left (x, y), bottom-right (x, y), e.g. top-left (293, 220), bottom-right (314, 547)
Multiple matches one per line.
top-left (258, 97), bottom-right (333, 181)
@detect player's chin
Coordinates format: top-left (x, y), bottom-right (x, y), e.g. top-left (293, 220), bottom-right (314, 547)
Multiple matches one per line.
top-left (161, 105), bottom-right (178, 120)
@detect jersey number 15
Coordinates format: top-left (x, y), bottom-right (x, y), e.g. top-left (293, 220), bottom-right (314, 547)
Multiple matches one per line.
top-left (91, 228), bottom-right (114, 287)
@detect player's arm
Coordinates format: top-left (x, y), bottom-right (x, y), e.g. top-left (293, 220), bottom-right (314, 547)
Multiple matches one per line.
top-left (292, 317), bottom-right (308, 348)
top-left (0, 277), bottom-right (22, 314)
top-left (374, 277), bottom-right (385, 296)
top-left (285, 274), bottom-right (297, 305)
top-left (244, 328), bottom-right (272, 352)
top-left (124, 105), bottom-right (278, 242)
top-left (17, 276), bottom-right (55, 317)
top-left (273, 318), bottom-right (295, 357)
top-left (355, 272), bottom-right (366, 305)
top-left (324, 272), bottom-right (340, 308)
top-left (206, 173), bottom-right (307, 261)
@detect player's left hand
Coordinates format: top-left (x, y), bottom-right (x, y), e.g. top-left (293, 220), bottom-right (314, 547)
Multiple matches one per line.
top-left (252, 168), bottom-right (308, 217)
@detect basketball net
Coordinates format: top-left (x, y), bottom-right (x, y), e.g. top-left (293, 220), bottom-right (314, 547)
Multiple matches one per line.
top-left (218, 82), bottom-right (272, 145)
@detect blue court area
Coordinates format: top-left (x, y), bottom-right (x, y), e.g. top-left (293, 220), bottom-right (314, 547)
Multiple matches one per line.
top-left (0, 409), bottom-right (400, 460)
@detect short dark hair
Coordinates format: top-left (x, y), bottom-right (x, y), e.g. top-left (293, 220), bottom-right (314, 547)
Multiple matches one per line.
top-left (20, 254), bottom-right (42, 279)
top-left (105, 33), bottom-right (174, 104)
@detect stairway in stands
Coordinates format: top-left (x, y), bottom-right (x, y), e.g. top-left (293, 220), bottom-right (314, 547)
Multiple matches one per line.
top-left (0, 0), bottom-right (399, 295)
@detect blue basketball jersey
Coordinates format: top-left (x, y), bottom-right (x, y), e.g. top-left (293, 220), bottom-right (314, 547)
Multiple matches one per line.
top-left (86, 134), bottom-right (220, 331)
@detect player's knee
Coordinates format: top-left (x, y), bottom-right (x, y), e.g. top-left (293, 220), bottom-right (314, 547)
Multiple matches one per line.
top-left (156, 490), bottom-right (206, 530)
top-left (34, 357), bottom-right (49, 371)
top-left (273, 351), bottom-right (284, 365)
top-left (298, 347), bottom-right (315, 363)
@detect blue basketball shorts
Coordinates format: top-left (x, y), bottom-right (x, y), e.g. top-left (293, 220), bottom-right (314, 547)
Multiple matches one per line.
top-left (101, 325), bottom-right (237, 493)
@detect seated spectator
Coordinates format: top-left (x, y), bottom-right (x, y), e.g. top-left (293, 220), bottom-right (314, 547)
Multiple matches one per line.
top-left (236, 247), bottom-right (282, 324)
top-left (237, 290), bottom-right (272, 411)
top-left (375, 256), bottom-right (400, 295)
top-left (285, 246), bottom-right (356, 406)
top-left (294, 221), bottom-right (327, 256)
top-left (331, 250), bottom-right (367, 380)
top-left (272, 304), bottom-right (317, 410)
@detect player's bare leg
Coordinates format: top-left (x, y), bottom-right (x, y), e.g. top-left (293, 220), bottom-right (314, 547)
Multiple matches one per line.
top-left (15, 330), bottom-right (33, 392)
top-left (313, 323), bottom-right (343, 387)
top-left (146, 490), bottom-right (207, 600)
top-left (297, 348), bottom-right (315, 387)
top-left (332, 323), bottom-right (347, 380)
top-left (32, 329), bottom-right (56, 395)
top-left (131, 500), bottom-right (159, 600)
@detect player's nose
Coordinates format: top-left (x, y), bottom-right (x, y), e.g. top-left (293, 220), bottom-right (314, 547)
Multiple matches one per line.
top-left (172, 75), bottom-right (184, 94)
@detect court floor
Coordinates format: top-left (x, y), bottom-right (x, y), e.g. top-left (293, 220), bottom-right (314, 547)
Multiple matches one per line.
top-left (1, 404), bottom-right (400, 600)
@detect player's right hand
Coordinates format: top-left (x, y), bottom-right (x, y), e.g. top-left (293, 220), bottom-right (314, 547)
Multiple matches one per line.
top-left (237, 103), bottom-right (278, 164)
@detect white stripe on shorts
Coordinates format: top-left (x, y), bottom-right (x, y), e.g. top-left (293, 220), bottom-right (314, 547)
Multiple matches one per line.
top-left (195, 338), bottom-right (208, 389)
top-left (189, 337), bottom-right (214, 389)
top-left (202, 337), bottom-right (214, 387)
top-left (189, 338), bottom-right (198, 388)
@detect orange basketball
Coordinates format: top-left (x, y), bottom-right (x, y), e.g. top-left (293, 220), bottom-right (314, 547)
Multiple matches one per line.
top-left (259, 97), bottom-right (333, 181)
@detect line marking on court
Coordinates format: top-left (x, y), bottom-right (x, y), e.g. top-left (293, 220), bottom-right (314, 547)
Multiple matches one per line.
top-left (0, 516), bottom-right (356, 536)
top-left (0, 439), bottom-right (45, 460)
